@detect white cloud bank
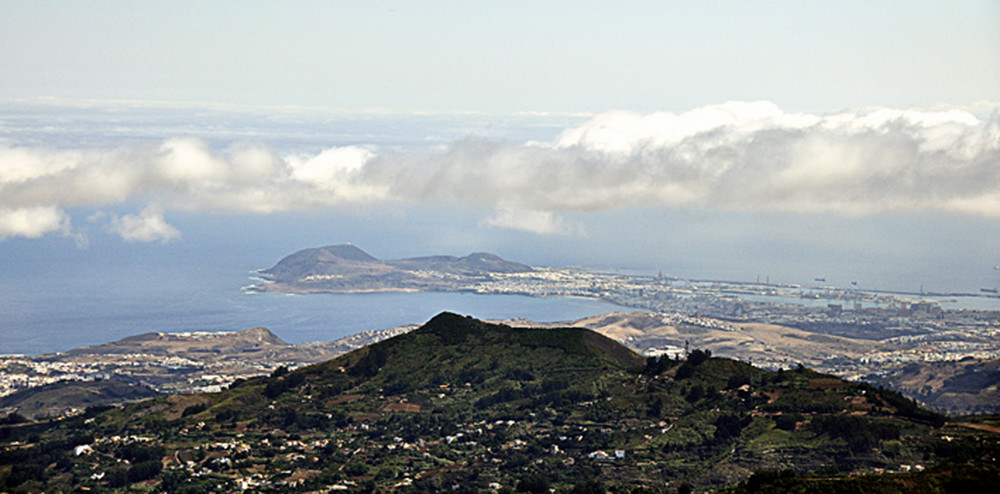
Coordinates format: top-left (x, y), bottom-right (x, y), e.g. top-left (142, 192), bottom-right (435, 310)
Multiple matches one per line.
top-left (1, 101), bottom-right (998, 241)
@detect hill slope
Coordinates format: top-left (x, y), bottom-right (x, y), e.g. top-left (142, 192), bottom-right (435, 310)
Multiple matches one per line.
top-left (866, 357), bottom-right (1000, 415)
top-left (2, 313), bottom-right (996, 493)
top-left (0, 380), bottom-right (159, 420)
top-left (1, 324), bottom-right (419, 417)
top-left (61, 327), bottom-right (289, 357)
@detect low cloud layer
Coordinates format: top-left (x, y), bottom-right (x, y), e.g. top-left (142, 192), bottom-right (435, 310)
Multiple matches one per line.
top-left (1, 101), bottom-right (998, 241)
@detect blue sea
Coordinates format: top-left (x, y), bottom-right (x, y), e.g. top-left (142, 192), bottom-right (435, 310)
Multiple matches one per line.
top-left (5, 215), bottom-right (1000, 356)
top-left (0, 234), bottom-right (628, 356)
top-left (5, 229), bottom-right (1000, 356)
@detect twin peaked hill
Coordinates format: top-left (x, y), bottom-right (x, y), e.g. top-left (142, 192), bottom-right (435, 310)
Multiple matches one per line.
top-left (252, 244), bottom-right (532, 293)
top-left (5, 312), bottom-right (995, 493)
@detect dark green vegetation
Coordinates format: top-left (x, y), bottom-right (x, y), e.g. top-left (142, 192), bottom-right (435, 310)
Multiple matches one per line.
top-left (2, 313), bottom-right (997, 492)
top-left (722, 462), bottom-right (1000, 494)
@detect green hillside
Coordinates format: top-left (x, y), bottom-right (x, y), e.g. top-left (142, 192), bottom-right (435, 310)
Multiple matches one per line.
top-left (1, 313), bottom-right (997, 493)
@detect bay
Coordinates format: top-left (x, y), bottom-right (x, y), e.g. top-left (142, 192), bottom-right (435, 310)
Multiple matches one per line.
top-left (0, 237), bottom-right (628, 356)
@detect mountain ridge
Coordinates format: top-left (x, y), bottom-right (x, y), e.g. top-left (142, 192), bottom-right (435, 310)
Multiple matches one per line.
top-left (60, 326), bottom-right (290, 356)
top-left (5, 312), bottom-right (994, 492)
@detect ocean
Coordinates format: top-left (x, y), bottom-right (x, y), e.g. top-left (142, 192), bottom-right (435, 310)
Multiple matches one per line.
top-left (4, 223), bottom-right (1000, 356)
top-left (0, 235), bottom-right (628, 355)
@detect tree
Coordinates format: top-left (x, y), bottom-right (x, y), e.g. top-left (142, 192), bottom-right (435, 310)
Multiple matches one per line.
top-left (686, 384), bottom-right (705, 403)
top-left (675, 363), bottom-right (695, 379)
top-left (714, 413), bottom-right (750, 442)
top-left (516, 474), bottom-right (550, 494)
top-left (571, 479), bottom-right (605, 494)
top-left (773, 413), bottom-right (802, 431)
top-left (0, 412), bottom-right (27, 425)
top-left (687, 349), bottom-right (711, 367)
top-left (127, 460), bottom-right (162, 483)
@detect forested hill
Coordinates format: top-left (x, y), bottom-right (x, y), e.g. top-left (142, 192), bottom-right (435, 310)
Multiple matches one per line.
top-left (2, 313), bottom-right (997, 492)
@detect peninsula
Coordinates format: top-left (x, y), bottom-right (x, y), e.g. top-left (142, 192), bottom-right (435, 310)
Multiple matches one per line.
top-left (247, 244), bottom-right (533, 294)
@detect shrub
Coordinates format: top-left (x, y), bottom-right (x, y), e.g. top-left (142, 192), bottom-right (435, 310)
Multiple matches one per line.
top-left (675, 363), bottom-right (695, 380)
top-left (181, 403), bottom-right (208, 417)
top-left (773, 413), bottom-right (802, 431)
top-left (516, 474), bottom-right (550, 494)
top-left (127, 459), bottom-right (162, 483)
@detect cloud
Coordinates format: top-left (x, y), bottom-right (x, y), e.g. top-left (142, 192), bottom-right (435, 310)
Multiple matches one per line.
top-left (0, 206), bottom-right (71, 240)
top-left (286, 146), bottom-right (386, 201)
top-left (1, 101), bottom-right (998, 241)
top-left (0, 146), bottom-right (83, 184)
top-left (106, 206), bottom-right (181, 243)
top-left (552, 101), bottom-right (818, 153)
top-left (381, 102), bottom-right (1000, 218)
top-left (481, 208), bottom-right (582, 236)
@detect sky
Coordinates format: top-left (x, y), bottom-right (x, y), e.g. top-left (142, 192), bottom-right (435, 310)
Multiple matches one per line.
top-left (1, 1), bottom-right (1000, 293)
top-left (3, 1), bottom-right (998, 112)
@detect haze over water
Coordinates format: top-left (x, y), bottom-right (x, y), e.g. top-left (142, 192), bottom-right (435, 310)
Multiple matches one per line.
top-left (2, 214), bottom-right (999, 356)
